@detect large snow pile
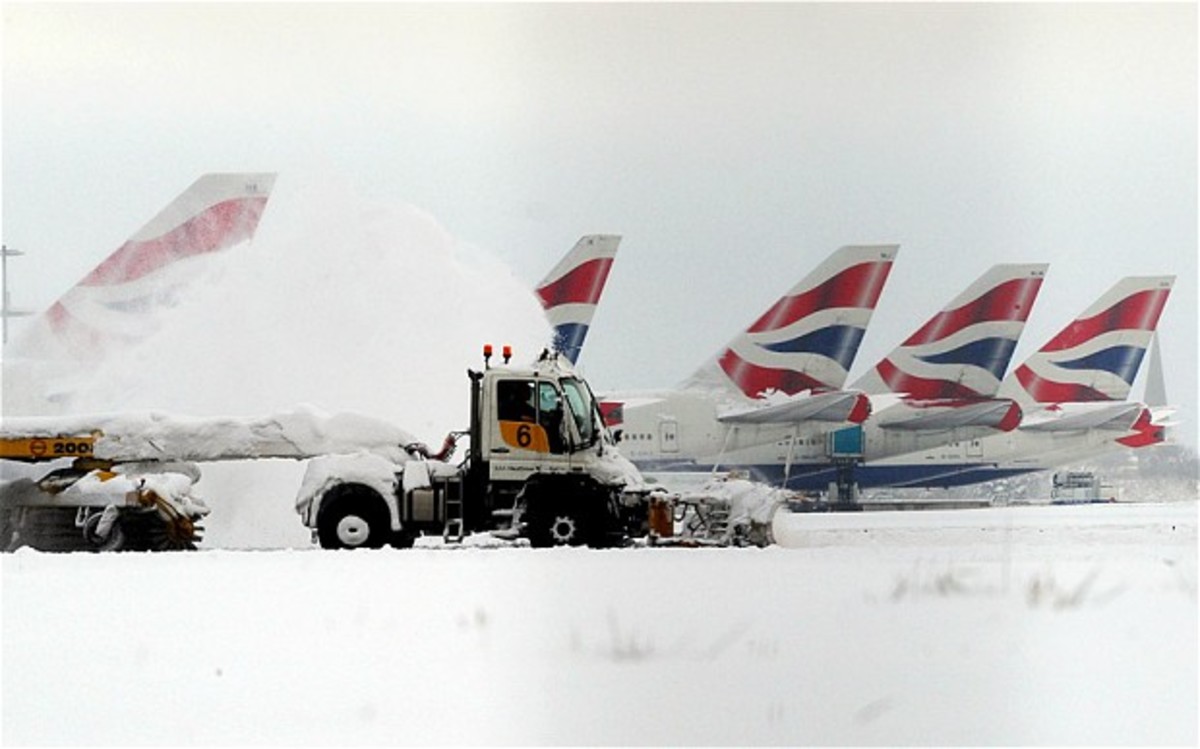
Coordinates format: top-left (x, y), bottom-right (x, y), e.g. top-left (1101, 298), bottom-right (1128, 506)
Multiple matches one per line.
top-left (61, 171), bottom-right (551, 436)
top-left (4, 171), bottom-right (552, 548)
top-left (2, 502), bottom-right (1194, 745)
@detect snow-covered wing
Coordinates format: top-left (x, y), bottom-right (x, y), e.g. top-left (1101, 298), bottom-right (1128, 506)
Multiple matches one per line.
top-left (717, 389), bottom-right (871, 425)
top-left (1018, 402), bottom-right (1146, 433)
top-left (874, 398), bottom-right (1022, 432)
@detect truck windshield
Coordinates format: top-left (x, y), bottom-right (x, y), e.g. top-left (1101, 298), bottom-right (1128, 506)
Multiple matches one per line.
top-left (560, 377), bottom-right (598, 448)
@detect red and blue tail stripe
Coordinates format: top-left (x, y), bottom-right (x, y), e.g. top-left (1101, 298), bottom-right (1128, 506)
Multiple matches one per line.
top-left (1004, 277), bottom-right (1173, 405)
top-left (746, 260), bottom-right (892, 334)
top-left (855, 264), bottom-right (1046, 400)
top-left (78, 196), bottom-right (270, 287)
top-left (534, 235), bottom-right (620, 365)
top-left (691, 245), bottom-right (898, 399)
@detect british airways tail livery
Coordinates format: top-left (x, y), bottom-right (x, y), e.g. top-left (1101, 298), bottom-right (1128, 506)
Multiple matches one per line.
top-left (854, 276), bottom-right (1177, 489)
top-left (36, 173), bottom-right (276, 360)
top-left (855, 263), bottom-right (1047, 400)
top-left (1001, 275), bottom-right (1175, 408)
top-left (534, 235), bottom-right (620, 364)
top-left (685, 244), bottom-right (898, 399)
top-left (852, 263), bottom-right (1047, 434)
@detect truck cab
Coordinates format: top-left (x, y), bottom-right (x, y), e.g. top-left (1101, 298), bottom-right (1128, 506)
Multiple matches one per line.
top-left (480, 364), bottom-right (606, 482)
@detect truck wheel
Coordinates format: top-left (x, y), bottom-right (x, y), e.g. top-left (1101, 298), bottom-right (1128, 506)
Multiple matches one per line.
top-left (527, 504), bottom-right (590, 548)
top-left (548, 514), bottom-right (583, 545)
top-left (317, 490), bottom-right (389, 550)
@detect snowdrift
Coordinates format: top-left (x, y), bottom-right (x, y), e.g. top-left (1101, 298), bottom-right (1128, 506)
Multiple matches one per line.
top-left (2, 502), bottom-right (1195, 745)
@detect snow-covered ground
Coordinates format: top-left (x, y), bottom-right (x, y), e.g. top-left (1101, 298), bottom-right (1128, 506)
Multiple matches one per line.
top-left (3, 501), bottom-right (1195, 745)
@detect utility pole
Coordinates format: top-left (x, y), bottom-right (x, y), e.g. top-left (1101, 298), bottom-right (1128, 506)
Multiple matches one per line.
top-left (2, 244), bottom-right (31, 345)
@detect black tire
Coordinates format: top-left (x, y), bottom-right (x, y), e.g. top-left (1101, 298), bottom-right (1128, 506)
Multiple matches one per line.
top-left (522, 478), bottom-right (605, 548)
top-left (317, 487), bottom-right (391, 550)
top-left (527, 503), bottom-right (590, 548)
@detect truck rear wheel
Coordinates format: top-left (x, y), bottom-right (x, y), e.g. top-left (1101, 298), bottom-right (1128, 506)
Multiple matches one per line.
top-left (317, 488), bottom-right (390, 550)
top-left (547, 511), bottom-right (587, 546)
top-left (528, 504), bottom-right (590, 548)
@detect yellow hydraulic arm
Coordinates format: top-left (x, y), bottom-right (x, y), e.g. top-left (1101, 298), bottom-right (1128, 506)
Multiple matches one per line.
top-left (0, 434), bottom-right (99, 462)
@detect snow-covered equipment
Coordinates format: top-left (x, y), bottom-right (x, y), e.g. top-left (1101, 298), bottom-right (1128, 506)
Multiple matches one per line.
top-left (0, 408), bottom-right (411, 552)
top-left (0, 439), bottom-right (208, 552)
top-left (0, 352), bottom-right (760, 552)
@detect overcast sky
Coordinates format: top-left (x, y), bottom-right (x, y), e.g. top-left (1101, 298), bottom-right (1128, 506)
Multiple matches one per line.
top-left (3, 2), bottom-right (1196, 446)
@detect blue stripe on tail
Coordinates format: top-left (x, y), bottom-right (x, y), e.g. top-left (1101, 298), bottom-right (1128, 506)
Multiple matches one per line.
top-left (552, 323), bottom-right (589, 364)
top-left (1055, 345), bottom-right (1146, 385)
top-left (758, 326), bottom-right (865, 370)
top-left (915, 337), bottom-right (1018, 380)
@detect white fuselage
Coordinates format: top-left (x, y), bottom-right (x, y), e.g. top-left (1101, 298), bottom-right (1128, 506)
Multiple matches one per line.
top-left (605, 388), bottom-right (1145, 489)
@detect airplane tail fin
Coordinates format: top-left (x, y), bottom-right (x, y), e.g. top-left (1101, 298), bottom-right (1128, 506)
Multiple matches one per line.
top-left (854, 263), bottom-right (1048, 398)
top-left (685, 244), bottom-right (898, 399)
top-left (535, 234), bottom-right (620, 364)
top-left (37, 173), bottom-right (276, 359)
top-left (1143, 332), bottom-right (1168, 408)
top-left (1000, 276), bottom-right (1175, 407)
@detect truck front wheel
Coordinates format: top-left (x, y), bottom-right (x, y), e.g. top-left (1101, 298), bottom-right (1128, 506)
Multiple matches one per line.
top-left (317, 489), bottom-right (390, 550)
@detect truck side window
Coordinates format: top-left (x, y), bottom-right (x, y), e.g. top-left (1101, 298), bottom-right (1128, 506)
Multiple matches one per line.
top-left (537, 381), bottom-right (569, 454)
top-left (498, 380), bottom-right (536, 423)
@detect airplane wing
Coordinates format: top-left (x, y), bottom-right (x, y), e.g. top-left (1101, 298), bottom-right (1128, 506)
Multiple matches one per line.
top-left (874, 398), bottom-right (1022, 432)
top-left (717, 389), bottom-right (870, 425)
top-left (1018, 402), bottom-right (1146, 433)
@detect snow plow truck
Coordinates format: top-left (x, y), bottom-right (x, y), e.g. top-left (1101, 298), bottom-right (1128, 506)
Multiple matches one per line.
top-left (1, 348), bottom-right (764, 551)
top-left (296, 346), bottom-right (682, 549)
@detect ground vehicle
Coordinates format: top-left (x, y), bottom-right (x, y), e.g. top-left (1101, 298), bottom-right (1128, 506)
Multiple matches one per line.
top-left (1, 352), bottom-right (756, 552)
top-left (296, 347), bottom-right (662, 549)
top-left (0, 434), bottom-right (208, 551)
top-left (1050, 471), bottom-right (1117, 504)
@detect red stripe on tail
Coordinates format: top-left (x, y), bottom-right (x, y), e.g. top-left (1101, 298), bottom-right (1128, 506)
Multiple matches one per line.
top-left (536, 257), bottom-right (614, 308)
top-left (80, 196), bottom-right (270, 286)
top-left (903, 277), bottom-right (1044, 346)
top-left (747, 261), bottom-right (892, 333)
